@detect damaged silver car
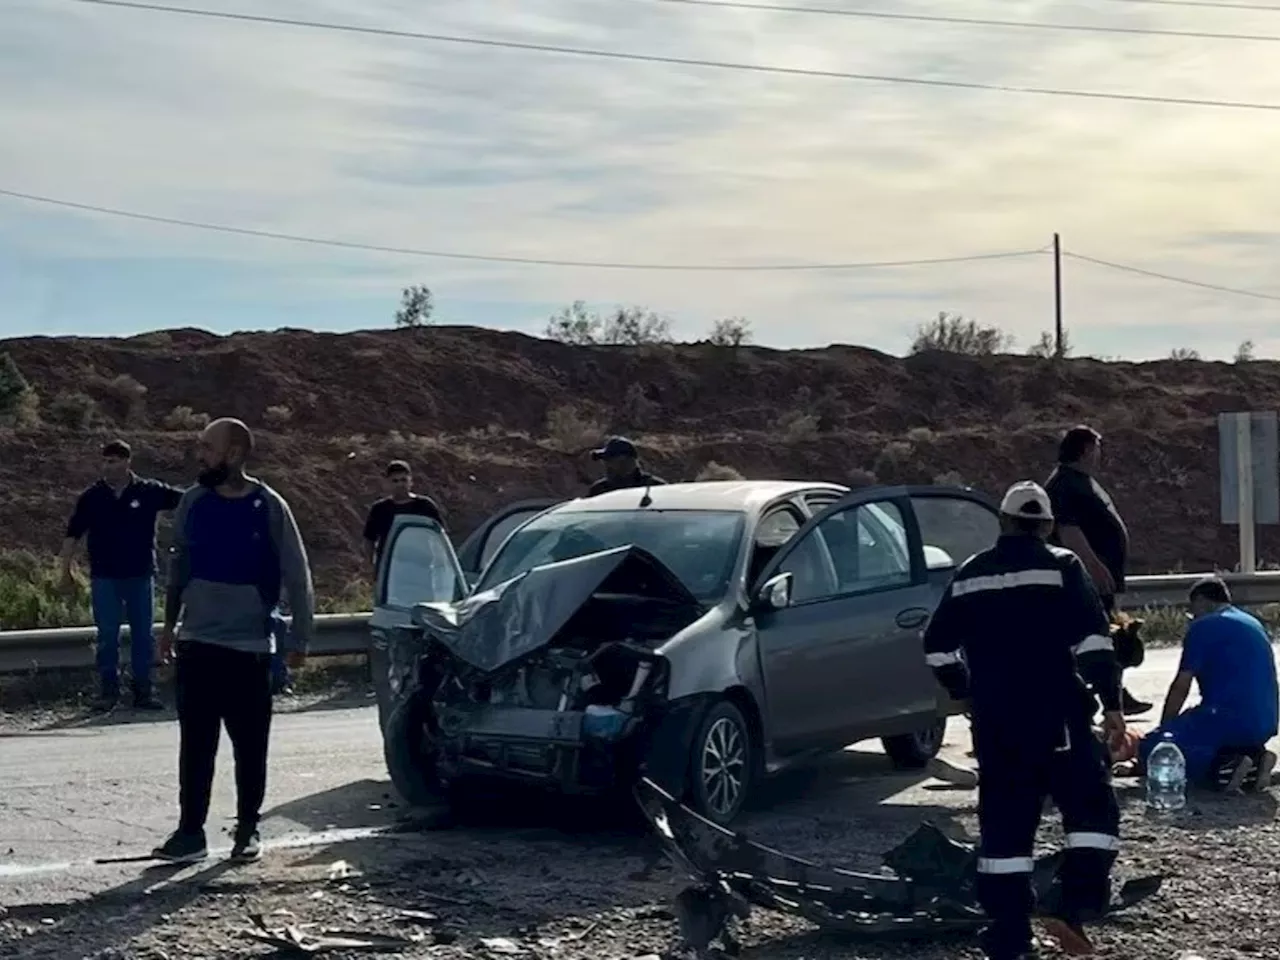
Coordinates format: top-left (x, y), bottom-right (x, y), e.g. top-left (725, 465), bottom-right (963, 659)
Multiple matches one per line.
top-left (370, 481), bottom-right (1002, 824)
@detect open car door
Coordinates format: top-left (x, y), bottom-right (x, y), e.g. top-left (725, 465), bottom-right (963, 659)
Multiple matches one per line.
top-left (747, 484), bottom-right (1000, 757)
top-left (369, 514), bottom-right (467, 734)
top-left (454, 498), bottom-right (561, 587)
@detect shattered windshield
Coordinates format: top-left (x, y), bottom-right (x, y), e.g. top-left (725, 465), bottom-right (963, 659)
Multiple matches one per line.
top-left (476, 509), bottom-right (745, 602)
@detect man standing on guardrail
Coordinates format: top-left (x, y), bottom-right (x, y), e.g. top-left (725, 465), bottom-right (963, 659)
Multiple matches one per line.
top-left (152, 417), bottom-right (314, 864)
top-left (59, 438), bottom-right (185, 712)
top-left (1045, 424), bottom-right (1152, 716)
top-left (362, 459), bottom-right (446, 572)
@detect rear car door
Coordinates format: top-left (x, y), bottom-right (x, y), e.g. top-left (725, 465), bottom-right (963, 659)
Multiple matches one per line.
top-left (894, 485), bottom-right (1001, 714)
top-left (369, 515), bottom-right (467, 733)
top-left (752, 488), bottom-right (922, 752)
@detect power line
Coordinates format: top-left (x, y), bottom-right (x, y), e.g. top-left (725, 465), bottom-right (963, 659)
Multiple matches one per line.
top-left (648, 0), bottom-right (1280, 44)
top-left (0, 187), bottom-right (1049, 272)
top-left (1064, 250), bottom-right (1280, 301)
top-left (73, 0), bottom-right (1280, 113)
top-left (1081, 0), bottom-right (1280, 11)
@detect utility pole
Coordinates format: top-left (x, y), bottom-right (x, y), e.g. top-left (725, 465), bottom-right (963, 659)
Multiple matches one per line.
top-left (1053, 233), bottom-right (1064, 359)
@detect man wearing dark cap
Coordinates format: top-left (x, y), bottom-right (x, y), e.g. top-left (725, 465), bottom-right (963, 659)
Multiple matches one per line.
top-left (1134, 576), bottom-right (1278, 792)
top-left (586, 436), bottom-right (665, 497)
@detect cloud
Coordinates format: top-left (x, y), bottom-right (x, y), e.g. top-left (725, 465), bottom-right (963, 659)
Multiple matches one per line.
top-left (1, 0), bottom-right (1279, 358)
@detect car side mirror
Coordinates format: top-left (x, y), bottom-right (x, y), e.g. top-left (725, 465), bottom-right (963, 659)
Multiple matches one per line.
top-left (755, 572), bottom-right (793, 612)
top-left (923, 545), bottom-right (956, 572)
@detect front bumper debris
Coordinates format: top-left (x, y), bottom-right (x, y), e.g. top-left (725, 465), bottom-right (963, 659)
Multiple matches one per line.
top-left (634, 778), bottom-right (1164, 948)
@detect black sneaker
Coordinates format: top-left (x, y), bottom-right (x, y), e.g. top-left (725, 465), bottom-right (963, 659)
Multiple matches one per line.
top-left (132, 692), bottom-right (165, 711)
top-left (152, 830), bottom-right (208, 864)
top-left (230, 825), bottom-right (262, 862)
top-left (90, 690), bottom-right (119, 713)
top-left (1121, 688), bottom-right (1152, 717)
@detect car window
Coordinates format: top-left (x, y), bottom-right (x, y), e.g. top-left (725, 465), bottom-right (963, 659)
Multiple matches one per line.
top-left (383, 524), bottom-right (463, 608)
top-left (756, 508), bottom-right (801, 547)
top-left (479, 508), bottom-right (544, 569)
top-left (777, 500), bottom-right (911, 603)
top-left (774, 528), bottom-right (837, 603)
top-left (910, 494), bottom-right (1000, 569)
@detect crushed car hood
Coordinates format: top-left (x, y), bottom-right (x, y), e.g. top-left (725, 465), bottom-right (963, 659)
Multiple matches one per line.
top-left (411, 545), bottom-right (701, 673)
top-left (635, 778), bottom-right (1164, 944)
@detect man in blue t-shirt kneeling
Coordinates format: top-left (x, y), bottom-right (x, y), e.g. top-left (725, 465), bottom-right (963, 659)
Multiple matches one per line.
top-left (1138, 576), bottom-right (1278, 791)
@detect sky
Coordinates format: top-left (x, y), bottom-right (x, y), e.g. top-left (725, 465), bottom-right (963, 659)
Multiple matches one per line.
top-left (2, 0), bottom-right (1280, 360)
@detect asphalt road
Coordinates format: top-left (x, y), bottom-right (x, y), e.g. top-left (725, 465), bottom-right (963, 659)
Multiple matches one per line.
top-left (0, 647), bottom-right (1272, 909)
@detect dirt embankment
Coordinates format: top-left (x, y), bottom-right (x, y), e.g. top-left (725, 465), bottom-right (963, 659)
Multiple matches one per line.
top-left (2, 326), bottom-right (1277, 597)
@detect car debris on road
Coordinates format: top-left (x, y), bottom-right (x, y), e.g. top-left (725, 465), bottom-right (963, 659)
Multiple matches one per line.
top-left (634, 778), bottom-right (1164, 953)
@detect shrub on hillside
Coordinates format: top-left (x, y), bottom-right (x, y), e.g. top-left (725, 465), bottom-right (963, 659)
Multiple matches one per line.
top-left (1235, 340), bottom-right (1256, 363)
top-left (394, 284), bottom-right (434, 328)
top-left (708, 317), bottom-right (752, 347)
top-left (910, 312), bottom-right (1013, 356)
top-left (545, 302), bottom-right (673, 346)
top-left (46, 391), bottom-right (99, 430)
top-left (263, 404), bottom-right (293, 428)
top-left (847, 467), bottom-right (878, 488)
top-left (89, 373), bottom-right (147, 424)
top-left (0, 550), bottom-right (92, 630)
top-left (777, 411), bottom-right (819, 442)
top-left (1169, 347), bottom-right (1201, 361)
top-left (163, 405), bottom-right (210, 431)
top-left (696, 461), bottom-right (745, 481)
top-left (0, 353), bottom-right (39, 427)
top-left (1028, 330), bottom-right (1072, 358)
top-left (545, 404), bottom-right (605, 452)
top-left (873, 439), bottom-right (914, 479)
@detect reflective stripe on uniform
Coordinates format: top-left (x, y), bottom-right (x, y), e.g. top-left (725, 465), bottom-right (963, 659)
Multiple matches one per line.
top-left (1065, 832), bottom-right (1120, 852)
top-left (1072, 634), bottom-right (1114, 655)
top-left (926, 651), bottom-right (963, 667)
top-left (977, 856), bottom-right (1035, 874)
top-left (951, 569), bottom-right (1064, 597)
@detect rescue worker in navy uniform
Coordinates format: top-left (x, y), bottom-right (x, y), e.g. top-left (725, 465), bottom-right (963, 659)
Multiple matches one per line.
top-left (923, 481), bottom-right (1127, 959)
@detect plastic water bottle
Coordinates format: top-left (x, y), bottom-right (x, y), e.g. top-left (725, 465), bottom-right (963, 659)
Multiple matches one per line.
top-left (1146, 732), bottom-right (1187, 813)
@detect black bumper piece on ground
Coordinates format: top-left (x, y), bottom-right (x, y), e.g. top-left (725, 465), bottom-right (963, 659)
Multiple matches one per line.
top-left (633, 778), bottom-right (1165, 948)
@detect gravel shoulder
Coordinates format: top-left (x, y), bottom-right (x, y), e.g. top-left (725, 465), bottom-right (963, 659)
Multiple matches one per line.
top-left (3, 756), bottom-right (1276, 960)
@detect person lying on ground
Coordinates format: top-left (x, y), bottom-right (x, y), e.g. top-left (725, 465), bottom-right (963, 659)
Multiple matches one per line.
top-left (1113, 577), bottom-right (1277, 793)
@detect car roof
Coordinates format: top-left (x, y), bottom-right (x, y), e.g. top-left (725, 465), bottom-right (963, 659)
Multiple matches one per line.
top-left (549, 480), bottom-right (849, 515)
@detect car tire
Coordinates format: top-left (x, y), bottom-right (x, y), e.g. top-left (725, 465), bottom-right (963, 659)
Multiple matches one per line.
top-left (382, 690), bottom-right (442, 808)
top-left (882, 716), bottom-right (948, 769)
top-left (687, 699), bottom-right (754, 826)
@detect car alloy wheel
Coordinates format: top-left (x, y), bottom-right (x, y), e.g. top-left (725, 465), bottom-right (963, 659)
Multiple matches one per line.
top-left (700, 713), bottom-right (748, 821)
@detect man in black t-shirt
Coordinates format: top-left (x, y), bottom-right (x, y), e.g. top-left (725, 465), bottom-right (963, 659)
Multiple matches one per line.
top-left (1046, 424), bottom-right (1151, 715)
top-left (362, 460), bottom-right (446, 569)
top-left (585, 437), bottom-right (665, 498)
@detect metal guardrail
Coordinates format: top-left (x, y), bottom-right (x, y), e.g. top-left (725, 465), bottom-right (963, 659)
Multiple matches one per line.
top-left (2, 573), bottom-right (1279, 675)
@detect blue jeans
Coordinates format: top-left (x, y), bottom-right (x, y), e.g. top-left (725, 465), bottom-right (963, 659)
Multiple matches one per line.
top-left (90, 576), bottom-right (155, 693)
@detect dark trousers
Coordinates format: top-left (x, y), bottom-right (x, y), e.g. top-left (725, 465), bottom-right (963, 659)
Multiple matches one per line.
top-left (175, 640), bottom-right (273, 834)
top-left (975, 714), bottom-right (1120, 959)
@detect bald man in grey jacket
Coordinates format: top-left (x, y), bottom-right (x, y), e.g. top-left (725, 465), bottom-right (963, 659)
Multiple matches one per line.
top-left (152, 418), bottom-right (314, 864)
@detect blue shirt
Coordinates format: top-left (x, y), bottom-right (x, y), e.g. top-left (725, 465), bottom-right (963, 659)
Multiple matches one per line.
top-left (66, 475), bottom-right (184, 579)
top-left (1180, 606), bottom-right (1279, 742)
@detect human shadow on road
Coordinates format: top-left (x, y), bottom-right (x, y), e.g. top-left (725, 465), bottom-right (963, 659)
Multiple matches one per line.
top-left (1, 858), bottom-right (238, 960)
